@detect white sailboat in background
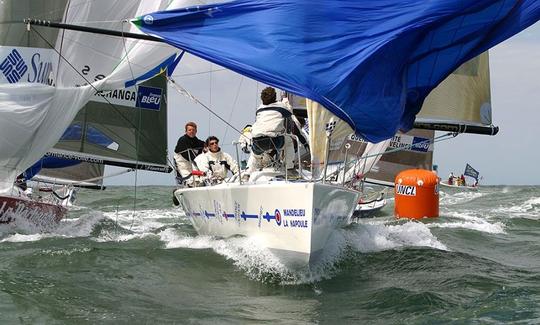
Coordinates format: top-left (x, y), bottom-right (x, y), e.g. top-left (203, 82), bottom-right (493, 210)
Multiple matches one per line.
top-left (0, 0), bottom-right (181, 227)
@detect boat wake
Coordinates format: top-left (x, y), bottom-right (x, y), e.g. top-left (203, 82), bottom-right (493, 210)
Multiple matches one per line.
top-left (1, 206), bottom-right (487, 285)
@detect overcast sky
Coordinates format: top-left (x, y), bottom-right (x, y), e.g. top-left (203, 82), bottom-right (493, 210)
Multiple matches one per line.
top-left (105, 22), bottom-right (540, 186)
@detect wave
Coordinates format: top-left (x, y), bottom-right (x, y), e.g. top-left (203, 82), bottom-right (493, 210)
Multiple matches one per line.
top-left (349, 219), bottom-right (448, 252)
top-left (434, 211), bottom-right (506, 234)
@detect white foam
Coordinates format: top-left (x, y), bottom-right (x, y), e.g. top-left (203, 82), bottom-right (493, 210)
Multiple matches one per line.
top-left (101, 208), bottom-right (186, 233)
top-left (432, 211), bottom-right (505, 234)
top-left (348, 220), bottom-right (448, 252)
top-left (40, 247), bottom-right (92, 256)
top-left (157, 227), bottom-right (346, 284)
top-left (93, 232), bottom-right (157, 243)
top-left (0, 211), bottom-right (107, 241)
top-left (440, 191), bottom-right (484, 205)
top-left (55, 211), bottom-right (107, 237)
top-left (0, 233), bottom-right (51, 243)
top-left (490, 196), bottom-right (540, 220)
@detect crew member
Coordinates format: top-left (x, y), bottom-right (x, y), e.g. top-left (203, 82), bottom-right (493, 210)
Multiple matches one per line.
top-left (197, 136), bottom-right (239, 182)
top-left (174, 122), bottom-right (205, 186)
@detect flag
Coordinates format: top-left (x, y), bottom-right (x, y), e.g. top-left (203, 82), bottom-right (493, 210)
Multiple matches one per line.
top-left (464, 164), bottom-right (479, 180)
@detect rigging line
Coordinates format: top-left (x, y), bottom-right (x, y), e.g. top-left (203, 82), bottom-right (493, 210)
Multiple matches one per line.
top-left (78, 168), bottom-right (135, 184)
top-left (208, 62), bottom-right (212, 133)
top-left (64, 19), bottom-right (137, 25)
top-left (255, 81), bottom-right (260, 110)
top-left (30, 25), bottom-right (168, 161)
top-left (171, 68), bottom-right (227, 78)
top-left (55, 0), bottom-right (70, 80)
top-left (168, 77), bottom-right (243, 136)
top-left (222, 76), bottom-right (244, 141)
top-left (122, 21), bottom-right (141, 230)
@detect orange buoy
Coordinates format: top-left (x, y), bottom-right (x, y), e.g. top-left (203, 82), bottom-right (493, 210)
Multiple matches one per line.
top-left (394, 169), bottom-right (439, 219)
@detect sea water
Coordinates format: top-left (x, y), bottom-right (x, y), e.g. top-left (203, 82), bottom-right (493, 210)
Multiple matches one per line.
top-left (0, 186), bottom-right (539, 323)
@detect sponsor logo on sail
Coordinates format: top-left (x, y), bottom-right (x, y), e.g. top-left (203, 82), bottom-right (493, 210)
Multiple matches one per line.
top-left (412, 137), bottom-right (430, 152)
top-left (396, 184), bottom-right (416, 196)
top-left (0, 47), bottom-right (55, 85)
top-left (143, 15), bottom-right (154, 25)
top-left (388, 134), bottom-right (433, 153)
top-left (0, 49), bottom-right (27, 83)
top-left (136, 86), bottom-right (162, 110)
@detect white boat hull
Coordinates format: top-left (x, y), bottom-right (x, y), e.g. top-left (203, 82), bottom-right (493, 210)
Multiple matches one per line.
top-left (174, 182), bottom-right (359, 268)
top-left (353, 198), bottom-right (387, 218)
top-left (440, 181), bottom-right (479, 191)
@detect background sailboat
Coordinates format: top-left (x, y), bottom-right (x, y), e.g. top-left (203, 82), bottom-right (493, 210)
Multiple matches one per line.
top-left (0, 0), bottom-right (181, 226)
top-left (440, 163), bottom-right (481, 190)
top-left (28, 71), bottom-right (171, 201)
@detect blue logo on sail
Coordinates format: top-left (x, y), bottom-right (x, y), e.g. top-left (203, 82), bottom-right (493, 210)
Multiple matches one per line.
top-left (136, 86), bottom-right (162, 111)
top-left (0, 49), bottom-right (28, 83)
top-left (411, 137), bottom-right (430, 152)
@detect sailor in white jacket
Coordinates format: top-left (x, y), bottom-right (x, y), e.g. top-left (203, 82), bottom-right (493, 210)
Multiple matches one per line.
top-left (245, 87), bottom-right (306, 176)
top-left (198, 136), bottom-right (239, 181)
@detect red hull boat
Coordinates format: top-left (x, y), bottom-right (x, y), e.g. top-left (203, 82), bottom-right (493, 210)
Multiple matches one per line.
top-left (0, 194), bottom-right (67, 227)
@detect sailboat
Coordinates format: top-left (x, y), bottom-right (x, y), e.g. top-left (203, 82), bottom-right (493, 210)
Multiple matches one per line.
top-left (358, 51), bottom-right (494, 207)
top-left (27, 69), bottom-right (172, 205)
top-left (25, 0), bottom-right (540, 265)
top-left (440, 164), bottom-right (481, 190)
top-left (128, 0), bottom-right (539, 268)
top-left (313, 53), bottom-right (493, 218)
top-left (0, 0), bottom-right (181, 228)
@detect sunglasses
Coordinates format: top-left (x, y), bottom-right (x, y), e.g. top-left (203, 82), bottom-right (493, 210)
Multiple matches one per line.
top-left (208, 141), bottom-right (219, 145)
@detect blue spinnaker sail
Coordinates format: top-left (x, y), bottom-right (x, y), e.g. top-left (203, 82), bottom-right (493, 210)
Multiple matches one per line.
top-left (134, 0), bottom-right (540, 142)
